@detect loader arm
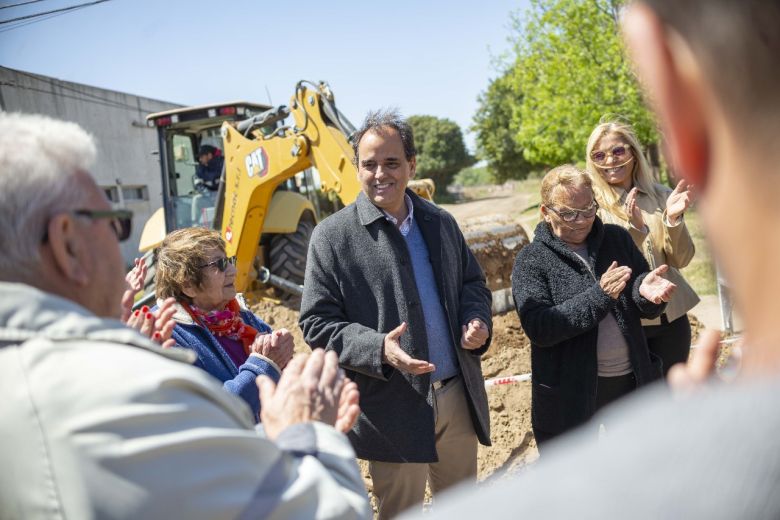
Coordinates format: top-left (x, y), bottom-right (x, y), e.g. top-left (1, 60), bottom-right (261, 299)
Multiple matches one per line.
top-left (220, 83), bottom-right (362, 292)
top-left (287, 83), bottom-right (362, 203)
top-left (220, 126), bottom-right (310, 292)
top-left (286, 82), bottom-right (434, 202)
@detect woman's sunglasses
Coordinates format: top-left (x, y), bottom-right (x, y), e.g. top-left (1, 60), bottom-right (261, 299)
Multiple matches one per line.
top-left (590, 145), bottom-right (631, 164)
top-left (549, 201), bottom-right (599, 223)
top-left (199, 256), bottom-right (237, 272)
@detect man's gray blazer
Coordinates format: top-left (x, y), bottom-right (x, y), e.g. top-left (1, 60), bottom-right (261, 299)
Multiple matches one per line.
top-left (300, 189), bottom-right (492, 463)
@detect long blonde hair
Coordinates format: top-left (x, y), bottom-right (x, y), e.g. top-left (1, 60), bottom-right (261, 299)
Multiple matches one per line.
top-left (585, 121), bottom-right (658, 220)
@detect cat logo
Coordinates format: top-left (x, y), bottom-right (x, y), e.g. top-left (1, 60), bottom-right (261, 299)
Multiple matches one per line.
top-left (245, 148), bottom-right (269, 178)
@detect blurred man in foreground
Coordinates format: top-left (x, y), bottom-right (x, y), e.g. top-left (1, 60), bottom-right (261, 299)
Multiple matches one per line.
top-left (415, 1), bottom-right (780, 518)
top-left (0, 112), bottom-right (370, 519)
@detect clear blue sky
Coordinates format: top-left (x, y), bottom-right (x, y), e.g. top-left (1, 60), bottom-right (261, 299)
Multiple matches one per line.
top-left (0, 0), bottom-right (529, 151)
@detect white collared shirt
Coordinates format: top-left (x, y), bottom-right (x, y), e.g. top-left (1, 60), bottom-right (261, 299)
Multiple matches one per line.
top-left (382, 194), bottom-right (415, 236)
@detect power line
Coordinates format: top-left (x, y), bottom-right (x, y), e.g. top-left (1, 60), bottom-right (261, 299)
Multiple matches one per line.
top-left (0, 0), bottom-right (110, 25)
top-left (0, 7), bottom-right (73, 32)
top-left (0, 0), bottom-right (51, 11)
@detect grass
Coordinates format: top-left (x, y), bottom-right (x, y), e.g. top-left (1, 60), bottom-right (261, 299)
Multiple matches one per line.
top-left (678, 211), bottom-right (717, 296)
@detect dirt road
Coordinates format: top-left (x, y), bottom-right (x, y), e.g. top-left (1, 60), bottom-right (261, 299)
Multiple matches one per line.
top-left (440, 184), bottom-right (539, 232)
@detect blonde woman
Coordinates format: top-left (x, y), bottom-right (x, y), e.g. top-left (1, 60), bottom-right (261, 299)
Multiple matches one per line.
top-left (586, 121), bottom-right (699, 377)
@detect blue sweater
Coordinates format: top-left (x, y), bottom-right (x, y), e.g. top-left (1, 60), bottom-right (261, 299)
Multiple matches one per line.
top-left (404, 219), bottom-right (460, 382)
top-left (170, 307), bottom-right (279, 422)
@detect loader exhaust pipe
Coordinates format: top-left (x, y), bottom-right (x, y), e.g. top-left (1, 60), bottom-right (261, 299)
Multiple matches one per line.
top-left (257, 266), bottom-right (304, 297)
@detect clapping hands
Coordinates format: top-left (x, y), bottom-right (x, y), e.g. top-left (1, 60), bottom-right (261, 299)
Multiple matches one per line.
top-left (251, 328), bottom-right (295, 369)
top-left (461, 318), bottom-right (489, 350)
top-left (600, 261), bottom-right (632, 299)
top-left (666, 180), bottom-right (693, 225)
top-left (125, 298), bottom-right (177, 348)
top-left (121, 258), bottom-right (176, 348)
top-left (639, 264), bottom-right (677, 304)
top-left (624, 187), bottom-right (646, 231)
top-left (120, 257), bottom-right (147, 322)
top-left (258, 349), bottom-right (360, 439)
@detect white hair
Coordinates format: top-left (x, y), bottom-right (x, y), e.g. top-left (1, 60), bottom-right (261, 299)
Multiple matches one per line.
top-left (0, 112), bottom-right (97, 281)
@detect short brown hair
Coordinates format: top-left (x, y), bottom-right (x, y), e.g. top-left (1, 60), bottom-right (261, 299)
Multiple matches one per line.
top-left (541, 164), bottom-right (593, 209)
top-left (351, 109), bottom-right (416, 166)
top-left (155, 227), bottom-right (225, 303)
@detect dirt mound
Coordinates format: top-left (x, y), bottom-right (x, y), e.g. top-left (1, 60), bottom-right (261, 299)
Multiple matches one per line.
top-left (246, 294), bottom-right (308, 353)
top-left (461, 215), bottom-right (529, 292)
top-left (478, 311), bottom-right (537, 480)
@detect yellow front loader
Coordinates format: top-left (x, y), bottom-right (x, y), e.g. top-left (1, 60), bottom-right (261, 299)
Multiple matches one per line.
top-left (139, 81), bottom-right (441, 304)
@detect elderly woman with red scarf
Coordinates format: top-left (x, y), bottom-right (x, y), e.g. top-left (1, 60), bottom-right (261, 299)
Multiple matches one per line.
top-left (155, 228), bottom-right (293, 421)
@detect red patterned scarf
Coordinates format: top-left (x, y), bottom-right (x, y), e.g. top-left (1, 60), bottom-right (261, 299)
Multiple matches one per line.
top-left (182, 299), bottom-right (258, 355)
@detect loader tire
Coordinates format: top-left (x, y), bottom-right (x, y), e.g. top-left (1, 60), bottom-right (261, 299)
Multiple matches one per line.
top-left (269, 214), bottom-right (314, 307)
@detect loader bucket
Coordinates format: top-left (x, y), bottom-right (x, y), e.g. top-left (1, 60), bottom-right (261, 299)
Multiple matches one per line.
top-left (460, 214), bottom-right (530, 314)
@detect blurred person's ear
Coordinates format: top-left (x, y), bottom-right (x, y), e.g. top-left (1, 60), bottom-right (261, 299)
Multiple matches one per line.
top-left (45, 214), bottom-right (89, 286)
top-left (622, 3), bottom-right (710, 190)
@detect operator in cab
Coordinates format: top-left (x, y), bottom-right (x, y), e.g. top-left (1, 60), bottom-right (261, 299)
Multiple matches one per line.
top-left (195, 144), bottom-right (223, 191)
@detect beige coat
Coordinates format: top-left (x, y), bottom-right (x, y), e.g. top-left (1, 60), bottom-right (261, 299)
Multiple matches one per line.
top-left (598, 183), bottom-right (700, 325)
top-left (0, 282), bottom-right (371, 520)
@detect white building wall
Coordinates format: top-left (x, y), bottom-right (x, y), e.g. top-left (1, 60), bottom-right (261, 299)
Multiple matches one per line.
top-left (0, 66), bottom-right (181, 265)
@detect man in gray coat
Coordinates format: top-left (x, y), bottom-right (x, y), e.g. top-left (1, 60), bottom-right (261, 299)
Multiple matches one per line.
top-left (0, 112), bottom-right (371, 519)
top-left (300, 109), bottom-right (493, 519)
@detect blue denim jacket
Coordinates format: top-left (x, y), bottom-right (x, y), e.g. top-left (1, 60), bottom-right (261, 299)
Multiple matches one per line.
top-left (169, 304), bottom-right (278, 422)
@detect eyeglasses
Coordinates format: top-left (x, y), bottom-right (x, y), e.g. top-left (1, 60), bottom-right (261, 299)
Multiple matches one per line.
top-left (73, 209), bottom-right (133, 241)
top-left (548, 201), bottom-right (599, 222)
top-left (41, 209), bottom-right (133, 243)
top-left (590, 145), bottom-right (631, 164)
top-left (199, 255), bottom-right (236, 272)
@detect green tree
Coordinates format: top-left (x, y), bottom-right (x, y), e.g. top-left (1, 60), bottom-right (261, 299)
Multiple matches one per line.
top-left (474, 0), bottom-right (657, 172)
top-left (408, 115), bottom-right (474, 189)
top-left (455, 165), bottom-right (493, 187)
top-left (472, 70), bottom-right (536, 183)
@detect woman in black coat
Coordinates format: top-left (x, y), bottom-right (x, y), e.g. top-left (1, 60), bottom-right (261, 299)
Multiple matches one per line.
top-left (512, 165), bottom-right (676, 451)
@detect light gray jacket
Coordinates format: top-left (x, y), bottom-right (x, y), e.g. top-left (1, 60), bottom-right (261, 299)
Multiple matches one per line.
top-left (0, 282), bottom-right (371, 519)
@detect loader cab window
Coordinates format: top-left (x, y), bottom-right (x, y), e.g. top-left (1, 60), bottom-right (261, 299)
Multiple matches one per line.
top-left (171, 134), bottom-right (197, 197)
top-left (166, 132), bottom-right (219, 230)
